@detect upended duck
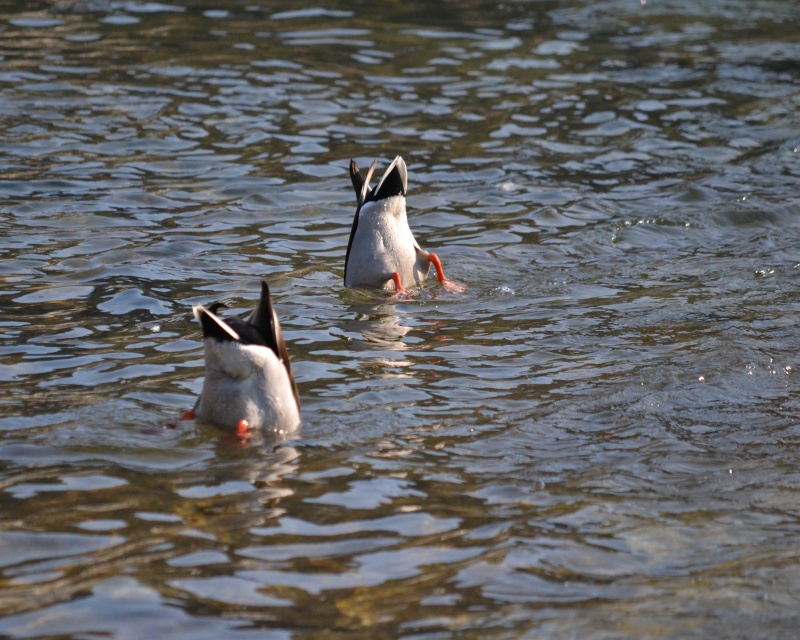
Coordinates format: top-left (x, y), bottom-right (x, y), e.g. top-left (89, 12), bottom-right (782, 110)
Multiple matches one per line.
top-left (344, 155), bottom-right (466, 296)
top-left (185, 280), bottom-right (301, 435)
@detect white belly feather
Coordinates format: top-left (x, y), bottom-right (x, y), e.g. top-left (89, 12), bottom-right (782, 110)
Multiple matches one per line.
top-left (345, 196), bottom-right (430, 290)
top-left (196, 339), bottom-right (300, 434)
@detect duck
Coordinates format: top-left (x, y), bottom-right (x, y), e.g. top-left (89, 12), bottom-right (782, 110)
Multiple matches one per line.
top-left (344, 155), bottom-right (466, 296)
top-left (185, 280), bottom-right (301, 435)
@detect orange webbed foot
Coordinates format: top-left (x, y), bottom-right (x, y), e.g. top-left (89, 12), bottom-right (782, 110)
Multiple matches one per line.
top-left (165, 408), bottom-right (195, 429)
top-left (218, 419), bottom-right (253, 449)
top-left (429, 253), bottom-right (467, 294)
top-left (389, 272), bottom-right (413, 300)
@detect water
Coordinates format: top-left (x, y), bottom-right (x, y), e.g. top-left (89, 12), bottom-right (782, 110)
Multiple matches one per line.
top-left (1, 0), bottom-right (800, 636)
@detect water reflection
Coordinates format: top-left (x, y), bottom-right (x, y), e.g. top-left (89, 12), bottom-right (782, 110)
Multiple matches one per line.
top-left (342, 300), bottom-right (414, 351)
top-left (1, 0), bottom-right (800, 636)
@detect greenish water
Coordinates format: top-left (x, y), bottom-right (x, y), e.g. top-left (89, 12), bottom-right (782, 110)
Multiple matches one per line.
top-left (1, 0), bottom-right (800, 637)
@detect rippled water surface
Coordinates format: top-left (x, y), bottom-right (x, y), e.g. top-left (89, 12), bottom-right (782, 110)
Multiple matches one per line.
top-left (1, 0), bottom-right (800, 636)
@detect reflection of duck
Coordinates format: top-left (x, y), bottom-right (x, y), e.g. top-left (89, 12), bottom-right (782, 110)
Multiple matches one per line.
top-left (342, 303), bottom-right (413, 351)
top-left (188, 280), bottom-right (301, 435)
top-left (344, 156), bottom-right (466, 296)
top-left (362, 311), bottom-right (412, 349)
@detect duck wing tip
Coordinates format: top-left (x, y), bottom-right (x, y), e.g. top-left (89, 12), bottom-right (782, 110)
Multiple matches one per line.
top-left (252, 283), bottom-right (301, 413)
top-left (349, 159), bottom-right (362, 196)
top-left (194, 305), bottom-right (241, 342)
top-left (371, 155), bottom-right (407, 201)
top-left (259, 279), bottom-right (271, 303)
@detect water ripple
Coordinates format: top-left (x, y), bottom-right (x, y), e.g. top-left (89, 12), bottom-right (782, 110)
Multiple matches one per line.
top-left (1, 0), bottom-right (800, 636)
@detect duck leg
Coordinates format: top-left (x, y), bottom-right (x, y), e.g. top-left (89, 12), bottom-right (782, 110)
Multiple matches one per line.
top-left (428, 253), bottom-right (468, 293)
top-left (389, 272), bottom-right (412, 299)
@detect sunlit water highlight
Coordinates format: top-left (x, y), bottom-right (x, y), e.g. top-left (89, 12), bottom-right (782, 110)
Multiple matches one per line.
top-left (1, 0), bottom-right (800, 637)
